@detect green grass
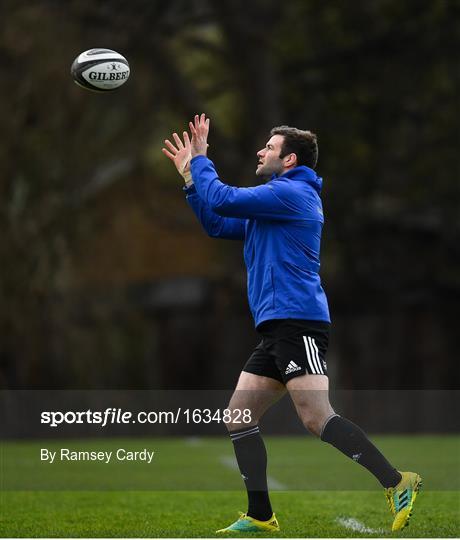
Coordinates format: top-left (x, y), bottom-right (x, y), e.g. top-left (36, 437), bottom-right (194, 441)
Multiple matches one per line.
top-left (1, 490), bottom-right (458, 537)
top-left (1, 436), bottom-right (459, 537)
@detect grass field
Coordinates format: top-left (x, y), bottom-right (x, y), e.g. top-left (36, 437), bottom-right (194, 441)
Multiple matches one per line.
top-left (1, 435), bottom-right (459, 537)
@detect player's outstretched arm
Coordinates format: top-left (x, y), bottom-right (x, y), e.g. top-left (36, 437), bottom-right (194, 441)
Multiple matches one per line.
top-left (187, 113), bottom-right (309, 221)
top-left (162, 124), bottom-right (245, 241)
top-left (162, 131), bottom-right (193, 185)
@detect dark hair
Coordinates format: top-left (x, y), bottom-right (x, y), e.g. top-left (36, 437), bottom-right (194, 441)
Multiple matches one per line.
top-left (270, 125), bottom-right (318, 168)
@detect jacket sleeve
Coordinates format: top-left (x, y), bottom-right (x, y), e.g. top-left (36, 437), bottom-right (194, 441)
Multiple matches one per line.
top-left (190, 155), bottom-right (302, 220)
top-left (185, 185), bottom-right (246, 240)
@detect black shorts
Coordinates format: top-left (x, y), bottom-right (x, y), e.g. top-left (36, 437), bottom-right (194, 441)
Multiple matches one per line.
top-left (243, 319), bottom-right (330, 384)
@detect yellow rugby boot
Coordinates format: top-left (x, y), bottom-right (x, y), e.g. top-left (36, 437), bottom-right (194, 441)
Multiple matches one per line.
top-left (385, 471), bottom-right (422, 531)
top-left (216, 512), bottom-right (280, 533)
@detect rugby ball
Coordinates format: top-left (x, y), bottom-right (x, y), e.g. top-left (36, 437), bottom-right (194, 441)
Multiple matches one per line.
top-left (71, 48), bottom-right (130, 92)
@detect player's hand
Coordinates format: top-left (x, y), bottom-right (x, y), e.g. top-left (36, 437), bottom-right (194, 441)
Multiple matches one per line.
top-left (189, 113), bottom-right (210, 158)
top-left (162, 131), bottom-right (192, 182)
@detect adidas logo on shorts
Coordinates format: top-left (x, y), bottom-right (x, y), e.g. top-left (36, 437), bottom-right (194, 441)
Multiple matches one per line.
top-left (285, 361), bottom-right (302, 375)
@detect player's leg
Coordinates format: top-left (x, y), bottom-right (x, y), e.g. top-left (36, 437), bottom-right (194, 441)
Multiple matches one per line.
top-left (271, 319), bottom-right (421, 530)
top-left (287, 373), bottom-right (402, 487)
top-left (284, 373), bottom-right (333, 434)
top-left (217, 369), bottom-right (285, 533)
top-left (287, 374), bottom-right (421, 530)
top-left (272, 320), bottom-right (402, 487)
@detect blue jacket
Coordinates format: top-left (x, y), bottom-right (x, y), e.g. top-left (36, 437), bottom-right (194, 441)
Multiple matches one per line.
top-left (186, 155), bottom-right (330, 327)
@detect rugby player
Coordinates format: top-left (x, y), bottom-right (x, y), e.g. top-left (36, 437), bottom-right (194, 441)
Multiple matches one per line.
top-left (162, 114), bottom-right (421, 533)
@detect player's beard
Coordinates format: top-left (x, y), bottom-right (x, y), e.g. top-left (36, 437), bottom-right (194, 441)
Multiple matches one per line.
top-left (256, 159), bottom-right (284, 177)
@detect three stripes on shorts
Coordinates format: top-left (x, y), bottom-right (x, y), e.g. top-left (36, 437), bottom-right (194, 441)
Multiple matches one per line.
top-left (303, 335), bottom-right (325, 375)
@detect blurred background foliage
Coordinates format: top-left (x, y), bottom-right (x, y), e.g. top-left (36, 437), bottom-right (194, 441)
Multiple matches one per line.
top-left (0, 0), bottom-right (458, 398)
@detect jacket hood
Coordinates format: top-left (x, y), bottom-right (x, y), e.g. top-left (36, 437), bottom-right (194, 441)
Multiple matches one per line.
top-left (272, 166), bottom-right (323, 194)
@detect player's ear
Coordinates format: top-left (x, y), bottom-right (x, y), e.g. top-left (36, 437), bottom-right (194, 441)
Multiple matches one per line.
top-left (284, 153), bottom-right (297, 167)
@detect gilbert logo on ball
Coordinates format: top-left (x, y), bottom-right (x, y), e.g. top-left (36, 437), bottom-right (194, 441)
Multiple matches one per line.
top-left (71, 48), bottom-right (130, 92)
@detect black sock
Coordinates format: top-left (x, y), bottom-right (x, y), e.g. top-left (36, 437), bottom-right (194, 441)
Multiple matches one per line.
top-left (230, 425), bottom-right (273, 521)
top-left (320, 415), bottom-right (402, 488)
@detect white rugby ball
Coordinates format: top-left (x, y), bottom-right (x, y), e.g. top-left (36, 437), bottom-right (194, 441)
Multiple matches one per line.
top-left (71, 48), bottom-right (130, 92)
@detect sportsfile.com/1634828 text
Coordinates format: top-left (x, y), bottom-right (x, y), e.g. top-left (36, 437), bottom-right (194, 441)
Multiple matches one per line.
top-left (40, 408), bottom-right (253, 428)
